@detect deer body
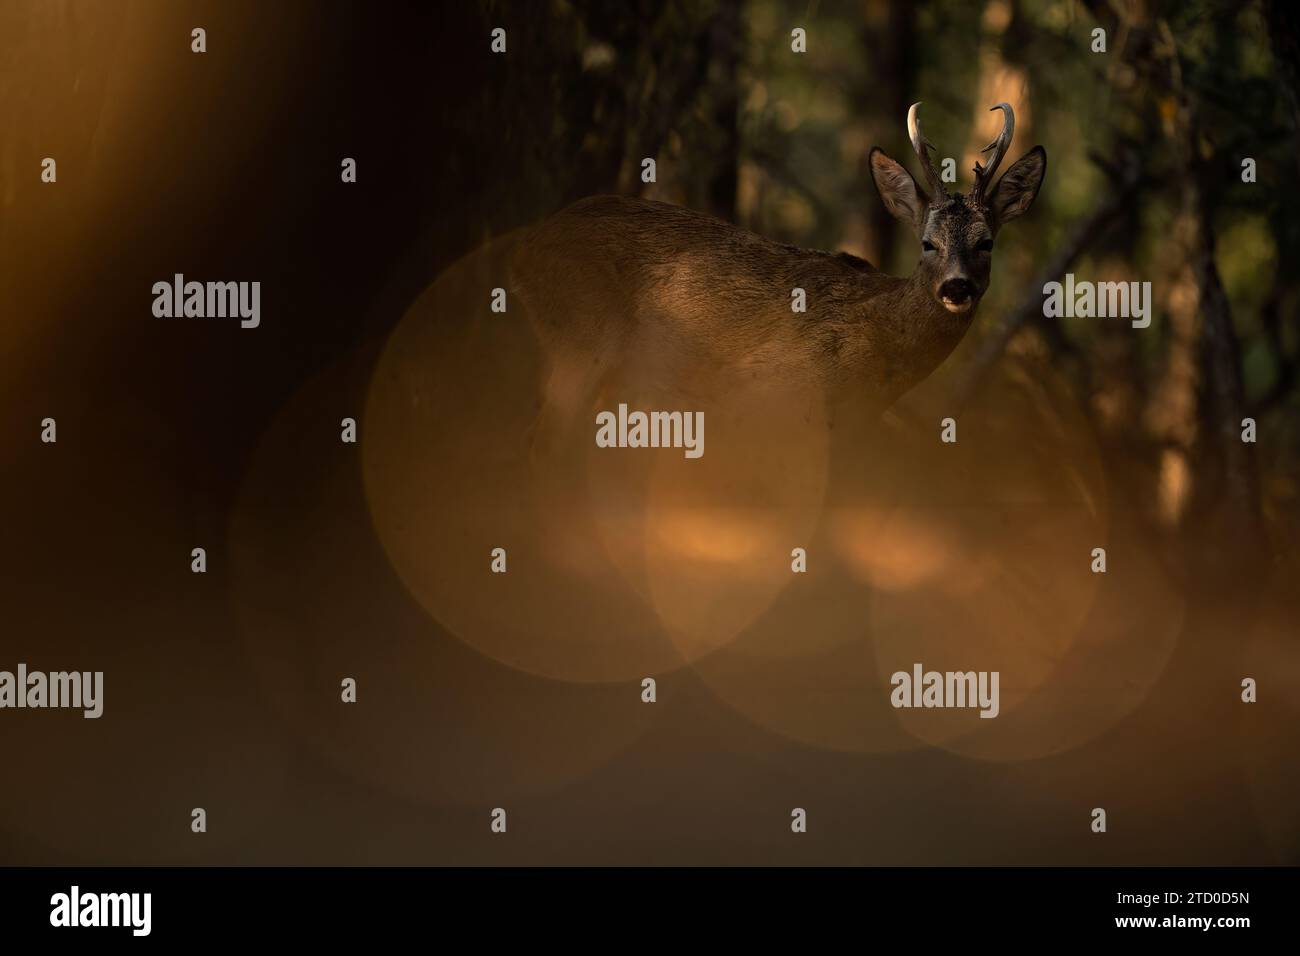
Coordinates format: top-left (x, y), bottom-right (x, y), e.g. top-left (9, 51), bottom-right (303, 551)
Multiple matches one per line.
top-left (510, 103), bottom-right (1046, 431)
top-left (513, 195), bottom-right (972, 409)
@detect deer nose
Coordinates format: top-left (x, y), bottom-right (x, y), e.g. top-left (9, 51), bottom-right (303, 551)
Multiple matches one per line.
top-left (939, 278), bottom-right (975, 304)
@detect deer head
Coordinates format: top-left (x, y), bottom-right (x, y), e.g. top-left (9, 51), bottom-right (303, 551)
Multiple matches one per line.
top-left (869, 102), bottom-right (1046, 316)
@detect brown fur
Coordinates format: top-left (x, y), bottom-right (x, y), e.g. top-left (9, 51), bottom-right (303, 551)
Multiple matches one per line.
top-left (510, 143), bottom-right (1044, 421)
top-left (512, 196), bottom-right (975, 413)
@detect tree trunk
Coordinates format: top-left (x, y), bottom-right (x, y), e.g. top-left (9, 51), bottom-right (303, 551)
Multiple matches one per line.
top-left (856, 0), bottom-right (916, 271)
top-left (705, 0), bottom-right (743, 220)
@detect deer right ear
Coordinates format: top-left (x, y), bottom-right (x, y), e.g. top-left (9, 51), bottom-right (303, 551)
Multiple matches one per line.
top-left (869, 148), bottom-right (928, 234)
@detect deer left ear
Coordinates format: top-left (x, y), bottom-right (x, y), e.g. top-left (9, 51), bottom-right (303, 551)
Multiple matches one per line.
top-left (987, 146), bottom-right (1046, 231)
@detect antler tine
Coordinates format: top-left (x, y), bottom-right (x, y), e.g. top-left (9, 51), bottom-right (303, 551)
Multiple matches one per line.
top-left (907, 102), bottom-right (947, 197)
top-left (972, 102), bottom-right (1015, 203)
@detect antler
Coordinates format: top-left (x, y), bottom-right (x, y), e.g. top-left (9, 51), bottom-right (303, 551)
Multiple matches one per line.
top-left (907, 102), bottom-right (947, 197)
top-left (972, 103), bottom-right (1015, 204)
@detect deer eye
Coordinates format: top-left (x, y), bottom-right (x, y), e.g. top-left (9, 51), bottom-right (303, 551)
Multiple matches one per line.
top-left (975, 238), bottom-right (994, 253)
top-left (921, 240), bottom-right (937, 253)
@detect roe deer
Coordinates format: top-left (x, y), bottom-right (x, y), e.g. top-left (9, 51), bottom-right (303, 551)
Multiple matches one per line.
top-left (511, 103), bottom-right (1046, 438)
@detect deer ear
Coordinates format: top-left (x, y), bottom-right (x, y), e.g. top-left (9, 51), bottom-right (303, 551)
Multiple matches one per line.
top-left (870, 148), bottom-right (928, 233)
top-left (987, 146), bottom-right (1046, 230)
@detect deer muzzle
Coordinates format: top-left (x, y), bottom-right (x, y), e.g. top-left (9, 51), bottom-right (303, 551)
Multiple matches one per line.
top-left (938, 277), bottom-right (977, 314)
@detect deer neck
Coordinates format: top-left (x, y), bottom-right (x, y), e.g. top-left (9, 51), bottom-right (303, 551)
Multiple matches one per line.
top-left (835, 267), bottom-right (976, 407)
